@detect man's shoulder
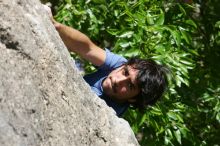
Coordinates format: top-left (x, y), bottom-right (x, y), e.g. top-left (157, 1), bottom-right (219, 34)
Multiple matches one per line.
top-left (99, 48), bottom-right (127, 70)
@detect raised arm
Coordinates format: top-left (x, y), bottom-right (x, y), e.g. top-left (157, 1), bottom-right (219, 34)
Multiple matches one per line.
top-left (44, 5), bottom-right (106, 66)
top-left (53, 22), bottom-right (106, 66)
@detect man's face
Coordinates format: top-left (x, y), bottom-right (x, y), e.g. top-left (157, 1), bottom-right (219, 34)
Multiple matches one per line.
top-left (102, 65), bottom-right (140, 103)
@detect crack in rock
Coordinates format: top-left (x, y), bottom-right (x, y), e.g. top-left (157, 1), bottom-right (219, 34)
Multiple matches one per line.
top-left (0, 27), bottom-right (20, 50)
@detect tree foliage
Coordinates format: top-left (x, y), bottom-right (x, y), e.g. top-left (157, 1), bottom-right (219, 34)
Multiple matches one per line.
top-left (41, 0), bottom-right (220, 145)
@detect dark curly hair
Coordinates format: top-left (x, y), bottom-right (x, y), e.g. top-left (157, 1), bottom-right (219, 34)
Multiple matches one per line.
top-left (126, 57), bottom-right (169, 111)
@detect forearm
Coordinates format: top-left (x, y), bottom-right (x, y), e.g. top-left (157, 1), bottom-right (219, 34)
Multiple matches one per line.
top-left (53, 21), bottom-right (106, 66)
top-left (54, 22), bottom-right (92, 55)
top-left (43, 4), bottom-right (106, 66)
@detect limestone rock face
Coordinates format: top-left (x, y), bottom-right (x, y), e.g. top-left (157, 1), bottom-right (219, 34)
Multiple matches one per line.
top-left (0, 0), bottom-right (139, 145)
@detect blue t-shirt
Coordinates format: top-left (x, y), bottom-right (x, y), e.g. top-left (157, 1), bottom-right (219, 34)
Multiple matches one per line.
top-left (83, 49), bottom-right (129, 116)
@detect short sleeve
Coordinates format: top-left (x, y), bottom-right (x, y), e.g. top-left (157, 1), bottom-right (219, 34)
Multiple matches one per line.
top-left (99, 49), bottom-right (127, 71)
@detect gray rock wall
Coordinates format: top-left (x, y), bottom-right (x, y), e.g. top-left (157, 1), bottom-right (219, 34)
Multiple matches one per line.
top-left (0, 0), bottom-right (139, 145)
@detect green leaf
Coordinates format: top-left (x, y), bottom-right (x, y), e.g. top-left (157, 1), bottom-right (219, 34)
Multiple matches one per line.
top-left (119, 41), bottom-right (130, 48)
top-left (139, 114), bottom-right (147, 126)
top-left (164, 26), bottom-right (181, 47)
top-left (124, 49), bottom-right (140, 57)
top-left (180, 30), bottom-right (191, 44)
top-left (65, 0), bottom-right (72, 4)
top-left (216, 112), bottom-right (220, 122)
top-left (165, 136), bottom-right (170, 145)
top-left (106, 29), bottom-right (120, 35)
top-left (146, 11), bottom-right (154, 25)
top-left (180, 59), bottom-right (193, 65)
top-left (166, 129), bottom-right (173, 138)
top-left (174, 129), bottom-right (182, 145)
top-left (178, 4), bottom-right (186, 16)
top-left (179, 127), bottom-right (189, 139)
top-left (214, 21), bottom-right (220, 28)
top-left (167, 112), bottom-right (178, 121)
top-left (92, 0), bottom-right (106, 4)
top-left (171, 30), bottom-right (181, 47)
top-left (150, 107), bottom-right (162, 115)
top-left (155, 9), bottom-right (165, 25)
top-left (119, 31), bottom-right (134, 38)
top-left (176, 114), bottom-right (184, 123)
top-left (186, 19), bottom-right (197, 29)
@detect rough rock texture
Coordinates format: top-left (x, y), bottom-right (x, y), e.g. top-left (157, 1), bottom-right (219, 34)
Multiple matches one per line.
top-left (0, 0), bottom-right (139, 145)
